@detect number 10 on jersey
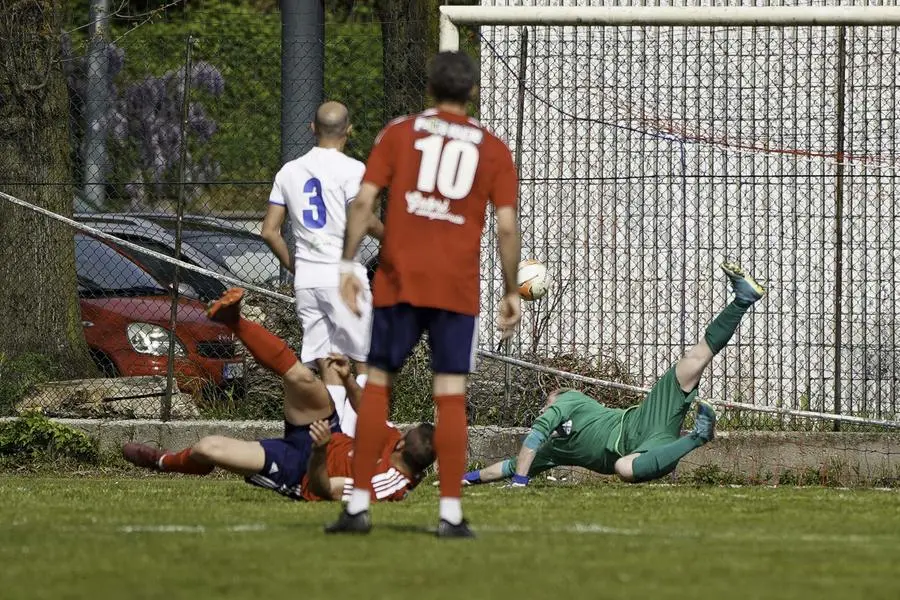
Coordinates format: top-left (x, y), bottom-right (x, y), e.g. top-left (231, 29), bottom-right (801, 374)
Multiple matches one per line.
top-left (414, 135), bottom-right (479, 200)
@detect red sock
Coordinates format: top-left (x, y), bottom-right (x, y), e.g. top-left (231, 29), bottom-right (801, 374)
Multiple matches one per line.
top-left (229, 318), bottom-right (297, 376)
top-left (435, 395), bottom-right (468, 499)
top-left (350, 383), bottom-right (391, 493)
top-left (160, 448), bottom-right (214, 475)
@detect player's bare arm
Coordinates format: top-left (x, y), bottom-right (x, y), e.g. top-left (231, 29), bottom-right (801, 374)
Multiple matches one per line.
top-left (462, 413), bottom-right (545, 488)
top-left (366, 211), bottom-right (384, 241)
top-left (307, 419), bottom-right (340, 500)
top-left (342, 182), bottom-right (379, 259)
top-left (495, 205), bottom-right (522, 339)
top-left (261, 203), bottom-right (294, 273)
top-left (455, 458), bottom-right (513, 487)
top-left (308, 419), bottom-right (349, 501)
top-left (458, 432), bottom-right (538, 487)
top-left (340, 181), bottom-right (380, 315)
top-left (510, 434), bottom-right (541, 487)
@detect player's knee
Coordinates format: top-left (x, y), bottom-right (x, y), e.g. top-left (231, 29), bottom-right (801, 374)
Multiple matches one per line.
top-left (614, 457), bottom-right (637, 483)
top-left (192, 436), bottom-right (228, 461)
top-left (673, 365), bottom-right (701, 395)
top-left (433, 373), bottom-right (468, 396)
top-left (283, 363), bottom-right (317, 388)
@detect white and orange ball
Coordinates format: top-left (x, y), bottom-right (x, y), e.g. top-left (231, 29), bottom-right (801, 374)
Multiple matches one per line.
top-left (517, 259), bottom-right (549, 301)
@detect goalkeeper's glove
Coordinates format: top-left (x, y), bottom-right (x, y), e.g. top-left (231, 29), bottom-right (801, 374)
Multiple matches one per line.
top-left (508, 474), bottom-right (529, 488)
top-left (462, 470), bottom-right (481, 485)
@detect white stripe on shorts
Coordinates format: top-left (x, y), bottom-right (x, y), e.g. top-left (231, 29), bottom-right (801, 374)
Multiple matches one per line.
top-left (468, 316), bottom-right (480, 372)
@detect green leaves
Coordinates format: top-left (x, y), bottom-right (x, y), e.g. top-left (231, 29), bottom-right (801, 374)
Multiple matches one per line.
top-left (0, 411), bottom-right (99, 464)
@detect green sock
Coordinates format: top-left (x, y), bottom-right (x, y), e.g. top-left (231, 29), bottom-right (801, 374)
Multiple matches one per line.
top-left (703, 301), bottom-right (751, 355)
top-left (631, 435), bottom-right (704, 482)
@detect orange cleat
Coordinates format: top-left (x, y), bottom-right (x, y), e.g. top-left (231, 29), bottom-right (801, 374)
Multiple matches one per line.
top-left (206, 288), bottom-right (245, 324)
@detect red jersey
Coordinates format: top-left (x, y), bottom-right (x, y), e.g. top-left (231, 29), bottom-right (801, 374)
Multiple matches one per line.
top-left (363, 108), bottom-right (518, 316)
top-left (300, 427), bottom-right (415, 502)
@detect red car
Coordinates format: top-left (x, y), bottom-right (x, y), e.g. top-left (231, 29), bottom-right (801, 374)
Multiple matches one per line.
top-left (75, 234), bottom-right (245, 393)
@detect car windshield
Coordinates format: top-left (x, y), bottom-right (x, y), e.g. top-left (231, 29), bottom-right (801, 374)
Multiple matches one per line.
top-left (141, 217), bottom-right (241, 234)
top-left (184, 234), bottom-right (268, 259)
top-left (75, 235), bottom-right (168, 296)
top-left (181, 234), bottom-right (279, 283)
top-left (117, 217), bottom-right (281, 283)
top-left (109, 237), bottom-right (228, 302)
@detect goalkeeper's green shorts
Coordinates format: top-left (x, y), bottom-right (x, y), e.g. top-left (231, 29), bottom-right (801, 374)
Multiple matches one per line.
top-left (621, 367), bottom-right (698, 455)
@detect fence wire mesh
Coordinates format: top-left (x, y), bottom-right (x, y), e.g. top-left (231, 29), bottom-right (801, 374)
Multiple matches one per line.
top-left (1, 1), bottom-right (899, 450)
top-left (477, 0), bottom-right (900, 431)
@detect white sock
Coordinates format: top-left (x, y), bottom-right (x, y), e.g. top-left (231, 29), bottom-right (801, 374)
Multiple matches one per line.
top-left (327, 385), bottom-right (347, 422)
top-left (346, 488), bottom-right (371, 515)
top-left (439, 497), bottom-right (463, 525)
top-left (340, 404), bottom-right (357, 438)
top-left (355, 373), bottom-right (368, 389)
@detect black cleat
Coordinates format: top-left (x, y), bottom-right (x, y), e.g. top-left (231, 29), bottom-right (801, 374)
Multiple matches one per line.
top-left (324, 509), bottom-right (372, 535)
top-left (436, 519), bottom-right (475, 539)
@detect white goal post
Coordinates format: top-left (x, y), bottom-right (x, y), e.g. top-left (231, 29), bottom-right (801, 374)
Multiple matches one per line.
top-left (434, 3), bottom-right (900, 429)
top-left (439, 5), bottom-right (900, 51)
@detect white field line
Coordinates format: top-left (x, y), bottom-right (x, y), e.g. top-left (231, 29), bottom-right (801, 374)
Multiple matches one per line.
top-left (475, 524), bottom-right (896, 545)
top-left (105, 522), bottom-right (897, 546)
top-left (118, 523), bottom-right (268, 534)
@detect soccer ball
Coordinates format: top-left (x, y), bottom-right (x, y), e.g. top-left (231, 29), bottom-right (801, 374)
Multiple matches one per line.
top-left (517, 259), bottom-right (549, 301)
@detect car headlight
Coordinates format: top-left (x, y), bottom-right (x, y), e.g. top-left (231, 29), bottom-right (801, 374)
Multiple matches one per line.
top-left (126, 323), bottom-right (187, 357)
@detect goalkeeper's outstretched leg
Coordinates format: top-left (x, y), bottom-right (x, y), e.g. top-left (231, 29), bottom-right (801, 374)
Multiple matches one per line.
top-left (671, 261), bottom-right (766, 395)
top-left (614, 261), bottom-right (765, 482)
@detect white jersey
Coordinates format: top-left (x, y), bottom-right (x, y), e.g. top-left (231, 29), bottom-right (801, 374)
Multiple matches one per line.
top-left (269, 147), bottom-right (367, 289)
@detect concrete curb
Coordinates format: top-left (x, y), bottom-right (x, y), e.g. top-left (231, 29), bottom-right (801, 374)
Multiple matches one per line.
top-left (3, 418), bottom-right (898, 484)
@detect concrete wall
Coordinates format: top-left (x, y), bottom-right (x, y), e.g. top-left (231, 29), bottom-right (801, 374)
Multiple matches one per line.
top-left (44, 418), bottom-right (900, 485)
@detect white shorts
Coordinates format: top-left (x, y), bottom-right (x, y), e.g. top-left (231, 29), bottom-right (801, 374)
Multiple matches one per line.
top-left (294, 285), bottom-right (372, 366)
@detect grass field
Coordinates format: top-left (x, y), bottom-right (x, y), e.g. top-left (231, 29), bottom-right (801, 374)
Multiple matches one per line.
top-left (1, 475), bottom-right (899, 600)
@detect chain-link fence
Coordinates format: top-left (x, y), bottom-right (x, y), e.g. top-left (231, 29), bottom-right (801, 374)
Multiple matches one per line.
top-left (2, 1), bottom-right (900, 432)
top-left (2, 4), bottom-right (449, 422)
top-left (477, 0), bottom-right (900, 429)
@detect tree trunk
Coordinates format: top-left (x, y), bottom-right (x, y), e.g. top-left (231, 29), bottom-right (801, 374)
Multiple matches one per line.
top-left (376, 0), bottom-right (439, 121)
top-left (0, 0), bottom-right (96, 377)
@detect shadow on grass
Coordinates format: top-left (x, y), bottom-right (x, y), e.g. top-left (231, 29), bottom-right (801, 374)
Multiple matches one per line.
top-left (283, 520), bottom-right (435, 536)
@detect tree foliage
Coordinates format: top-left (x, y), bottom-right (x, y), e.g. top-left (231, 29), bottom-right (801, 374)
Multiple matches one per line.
top-left (60, 0), bottom-right (469, 207)
top-left (63, 36), bottom-right (224, 208)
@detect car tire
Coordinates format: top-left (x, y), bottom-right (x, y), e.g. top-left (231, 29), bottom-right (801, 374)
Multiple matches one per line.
top-left (90, 349), bottom-right (119, 378)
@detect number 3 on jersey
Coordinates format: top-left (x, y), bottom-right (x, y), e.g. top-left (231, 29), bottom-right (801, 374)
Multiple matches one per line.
top-left (302, 177), bottom-right (326, 229)
top-left (414, 135), bottom-right (479, 200)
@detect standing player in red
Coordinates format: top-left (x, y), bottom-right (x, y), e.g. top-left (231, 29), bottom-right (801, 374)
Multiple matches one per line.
top-left (325, 51), bottom-right (522, 538)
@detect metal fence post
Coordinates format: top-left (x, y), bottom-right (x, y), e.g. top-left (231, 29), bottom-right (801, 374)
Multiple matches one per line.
top-left (162, 35), bottom-right (196, 422)
top-left (279, 0), bottom-right (324, 285)
top-left (832, 26), bottom-right (848, 432)
top-left (503, 27), bottom-right (529, 408)
top-left (82, 0), bottom-right (109, 209)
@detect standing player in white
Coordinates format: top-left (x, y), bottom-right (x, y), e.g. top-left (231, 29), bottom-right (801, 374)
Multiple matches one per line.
top-left (261, 101), bottom-right (382, 436)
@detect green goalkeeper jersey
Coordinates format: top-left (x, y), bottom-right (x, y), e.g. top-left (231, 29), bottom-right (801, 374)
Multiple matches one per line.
top-left (525, 390), bottom-right (633, 476)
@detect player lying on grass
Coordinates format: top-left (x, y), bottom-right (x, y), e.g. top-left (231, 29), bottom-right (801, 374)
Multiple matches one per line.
top-left (123, 288), bottom-right (435, 502)
top-left (462, 262), bottom-right (765, 487)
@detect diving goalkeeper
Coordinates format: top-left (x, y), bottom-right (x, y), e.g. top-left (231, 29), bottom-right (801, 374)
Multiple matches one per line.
top-left (463, 262), bottom-right (765, 486)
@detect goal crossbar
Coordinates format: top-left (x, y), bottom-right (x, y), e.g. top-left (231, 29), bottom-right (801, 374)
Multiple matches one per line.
top-left (439, 5), bottom-right (900, 50)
